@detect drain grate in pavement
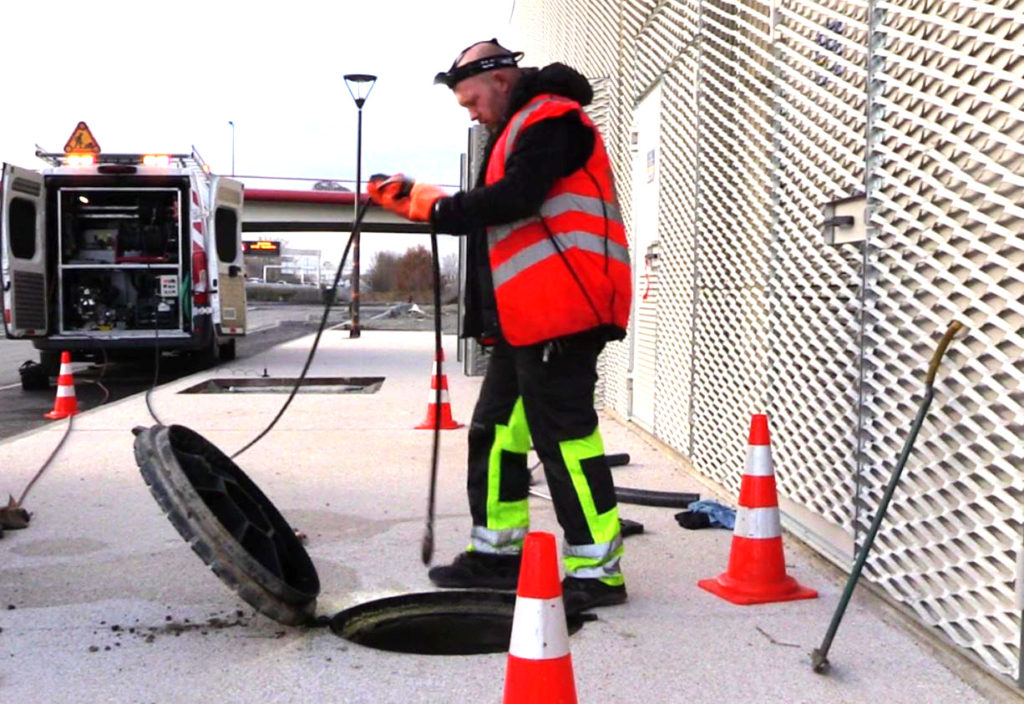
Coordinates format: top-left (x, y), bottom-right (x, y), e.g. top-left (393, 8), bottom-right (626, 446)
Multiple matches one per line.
top-left (179, 377), bottom-right (384, 394)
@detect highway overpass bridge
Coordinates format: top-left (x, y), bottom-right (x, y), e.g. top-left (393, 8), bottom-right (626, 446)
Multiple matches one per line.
top-left (242, 188), bottom-right (430, 234)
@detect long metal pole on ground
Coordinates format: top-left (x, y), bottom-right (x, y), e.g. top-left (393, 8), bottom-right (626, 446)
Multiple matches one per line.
top-left (349, 108), bottom-right (363, 338)
top-left (810, 320), bottom-right (963, 674)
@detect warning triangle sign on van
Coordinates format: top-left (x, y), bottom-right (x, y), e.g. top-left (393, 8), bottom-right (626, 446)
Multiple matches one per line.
top-left (63, 122), bottom-right (101, 154)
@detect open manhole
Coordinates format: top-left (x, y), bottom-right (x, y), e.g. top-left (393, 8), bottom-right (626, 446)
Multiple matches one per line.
top-left (331, 590), bottom-right (585, 655)
top-left (179, 377), bottom-right (384, 394)
top-left (132, 424), bottom-right (588, 655)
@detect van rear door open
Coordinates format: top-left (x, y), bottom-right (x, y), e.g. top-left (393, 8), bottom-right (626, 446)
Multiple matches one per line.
top-left (210, 176), bottom-right (246, 335)
top-left (1, 164), bottom-right (48, 338)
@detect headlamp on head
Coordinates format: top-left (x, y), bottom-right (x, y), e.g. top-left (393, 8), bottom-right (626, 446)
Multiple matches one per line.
top-left (434, 38), bottom-right (524, 89)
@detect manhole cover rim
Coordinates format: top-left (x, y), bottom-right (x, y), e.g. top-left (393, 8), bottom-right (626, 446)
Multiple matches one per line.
top-left (134, 424), bottom-right (319, 626)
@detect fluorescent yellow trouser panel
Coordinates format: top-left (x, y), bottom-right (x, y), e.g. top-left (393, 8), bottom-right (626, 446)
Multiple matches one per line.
top-left (470, 398), bottom-right (531, 554)
top-left (560, 430), bottom-right (624, 585)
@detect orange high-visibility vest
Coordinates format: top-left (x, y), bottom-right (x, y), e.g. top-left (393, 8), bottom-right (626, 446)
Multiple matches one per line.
top-left (485, 94), bottom-right (631, 346)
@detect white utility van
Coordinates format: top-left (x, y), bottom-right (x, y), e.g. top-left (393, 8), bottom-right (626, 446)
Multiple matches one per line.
top-left (1, 148), bottom-right (247, 389)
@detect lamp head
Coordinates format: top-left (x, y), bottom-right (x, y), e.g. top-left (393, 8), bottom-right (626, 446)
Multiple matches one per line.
top-left (344, 73), bottom-right (378, 108)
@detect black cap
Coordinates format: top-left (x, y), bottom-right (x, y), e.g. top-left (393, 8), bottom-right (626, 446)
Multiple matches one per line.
top-left (434, 38), bottom-right (524, 89)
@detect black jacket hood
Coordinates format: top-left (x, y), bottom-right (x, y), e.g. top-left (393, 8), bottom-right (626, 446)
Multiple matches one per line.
top-left (506, 63), bottom-right (593, 119)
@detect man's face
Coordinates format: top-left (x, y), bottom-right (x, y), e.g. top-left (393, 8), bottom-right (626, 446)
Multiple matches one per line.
top-left (453, 74), bottom-right (508, 128)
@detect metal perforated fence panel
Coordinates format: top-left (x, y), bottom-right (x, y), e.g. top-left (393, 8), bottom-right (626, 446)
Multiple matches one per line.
top-left (864, 0), bottom-right (1024, 679)
top-left (515, 0), bottom-right (1022, 684)
top-left (770, 1), bottom-right (869, 556)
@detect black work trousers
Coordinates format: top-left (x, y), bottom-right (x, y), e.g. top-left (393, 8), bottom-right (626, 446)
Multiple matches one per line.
top-left (466, 333), bottom-right (623, 577)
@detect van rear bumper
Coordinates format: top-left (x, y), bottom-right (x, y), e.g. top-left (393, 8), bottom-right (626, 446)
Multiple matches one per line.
top-left (31, 318), bottom-right (214, 356)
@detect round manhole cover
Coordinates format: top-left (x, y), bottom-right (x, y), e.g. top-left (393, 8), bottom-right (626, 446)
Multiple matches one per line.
top-left (133, 424), bottom-right (320, 625)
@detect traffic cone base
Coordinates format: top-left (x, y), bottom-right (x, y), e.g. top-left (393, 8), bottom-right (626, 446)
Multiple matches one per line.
top-left (698, 572), bottom-right (817, 606)
top-left (44, 352), bottom-right (78, 420)
top-left (415, 391), bottom-right (464, 430)
top-left (504, 654), bottom-right (577, 703)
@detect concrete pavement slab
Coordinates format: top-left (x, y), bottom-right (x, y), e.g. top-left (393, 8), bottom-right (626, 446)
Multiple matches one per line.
top-left (0, 330), bottom-right (997, 702)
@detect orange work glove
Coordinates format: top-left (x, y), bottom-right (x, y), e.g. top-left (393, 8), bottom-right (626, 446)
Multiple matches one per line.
top-left (366, 174), bottom-right (446, 222)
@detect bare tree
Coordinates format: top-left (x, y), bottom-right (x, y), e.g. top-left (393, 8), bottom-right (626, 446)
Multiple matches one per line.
top-left (396, 245), bottom-right (434, 294)
top-left (441, 253), bottom-right (459, 287)
top-left (367, 251), bottom-right (399, 293)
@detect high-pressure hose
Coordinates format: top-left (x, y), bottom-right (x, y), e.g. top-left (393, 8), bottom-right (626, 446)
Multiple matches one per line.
top-left (230, 200), bottom-right (370, 459)
top-left (421, 220), bottom-right (443, 565)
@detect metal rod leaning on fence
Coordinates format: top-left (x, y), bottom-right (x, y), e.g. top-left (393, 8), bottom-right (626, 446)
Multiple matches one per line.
top-left (811, 320), bottom-right (965, 674)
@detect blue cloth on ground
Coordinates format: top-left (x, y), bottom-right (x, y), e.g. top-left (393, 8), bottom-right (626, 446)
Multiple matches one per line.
top-left (685, 499), bottom-right (736, 530)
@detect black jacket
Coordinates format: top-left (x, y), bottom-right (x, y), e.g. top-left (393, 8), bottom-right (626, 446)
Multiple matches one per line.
top-left (432, 63), bottom-right (596, 342)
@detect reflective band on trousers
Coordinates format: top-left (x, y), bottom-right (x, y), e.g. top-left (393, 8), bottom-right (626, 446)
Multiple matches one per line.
top-left (471, 525), bottom-right (527, 554)
top-left (563, 534), bottom-right (624, 580)
top-left (565, 554), bottom-right (623, 581)
top-left (733, 506), bottom-right (782, 539)
top-left (746, 446), bottom-right (774, 477)
top-left (508, 596), bottom-right (570, 659)
top-left (564, 534), bottom-right (623, 561)
top-left (491, 230), bottom-right (631, 289)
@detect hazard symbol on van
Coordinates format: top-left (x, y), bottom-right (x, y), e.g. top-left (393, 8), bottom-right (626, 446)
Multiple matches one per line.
top-left (63, 122), bottom-right (101, 154)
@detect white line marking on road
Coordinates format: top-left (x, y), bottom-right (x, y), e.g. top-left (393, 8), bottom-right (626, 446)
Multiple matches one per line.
top-left (0, 382), bottom-right (22, 391)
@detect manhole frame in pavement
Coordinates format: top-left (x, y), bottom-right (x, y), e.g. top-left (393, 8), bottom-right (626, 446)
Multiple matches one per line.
top-left (178, 376), bottom-right (385, 394)
top-left (132, 424), bottom-right (588, 655)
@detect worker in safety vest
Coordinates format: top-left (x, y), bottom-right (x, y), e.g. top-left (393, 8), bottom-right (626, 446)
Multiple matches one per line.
top-left (368, 39), bottom-right (631, 613)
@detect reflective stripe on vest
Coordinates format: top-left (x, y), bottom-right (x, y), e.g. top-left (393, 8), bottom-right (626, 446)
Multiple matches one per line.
top-left (492, 229), bottom-right (631, 289)
top-left (489, 193), bottom-right (623, 241)
top-left (503, 96), bottom-right (578, 165)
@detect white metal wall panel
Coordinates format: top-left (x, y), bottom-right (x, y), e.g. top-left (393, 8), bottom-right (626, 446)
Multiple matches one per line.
top-left (690, 0), bottom-right (773, 493)
top-left (768, 0), bottom-right (869, 557)
top-left (864, 0), bottom-right (1024, 680)
top-left (514, 0), bottom-right (1022, 685)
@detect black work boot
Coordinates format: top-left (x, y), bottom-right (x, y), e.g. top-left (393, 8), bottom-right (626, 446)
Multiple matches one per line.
top-left (428, 551), bottom-right (521, 590)
top-left (562, 576), bottom-right (628, 614)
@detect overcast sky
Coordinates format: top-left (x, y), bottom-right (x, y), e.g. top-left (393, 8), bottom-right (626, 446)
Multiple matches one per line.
top-left (1, 0), bottom-right (526, 264)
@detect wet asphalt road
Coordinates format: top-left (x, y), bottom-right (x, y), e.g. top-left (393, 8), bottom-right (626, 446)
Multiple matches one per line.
top-left (0, 303), bottom-right (369, 443)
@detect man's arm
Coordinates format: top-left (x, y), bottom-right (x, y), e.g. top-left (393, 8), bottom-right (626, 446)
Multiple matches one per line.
top-left (432, 113), bottom-right (594, 233)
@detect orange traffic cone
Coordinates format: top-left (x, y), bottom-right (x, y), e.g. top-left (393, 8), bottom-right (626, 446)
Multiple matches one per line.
top-left (503, 532), bottom-right (578, 704)
top-left (44, 352), bottom-right (79, 420)
top-left (415, 348), bottom-right (463, 430)
top-left (698, 414), bottom-right (817, 605)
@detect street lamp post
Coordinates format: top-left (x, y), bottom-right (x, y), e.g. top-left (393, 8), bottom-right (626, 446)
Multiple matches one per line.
top-left (228, 121), bottom-right (236, 176)
top-left (343, 73), bottom-right (376, 339)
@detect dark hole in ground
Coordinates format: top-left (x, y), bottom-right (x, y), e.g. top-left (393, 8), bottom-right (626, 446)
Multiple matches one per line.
top-left (179, 377), bottom-right (385, 394)
top-left (330, 591), bottom-right (586, 655)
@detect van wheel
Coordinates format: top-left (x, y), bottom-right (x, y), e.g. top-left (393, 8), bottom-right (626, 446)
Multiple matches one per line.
top-left (218, 339), bottom-right (237, 361)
